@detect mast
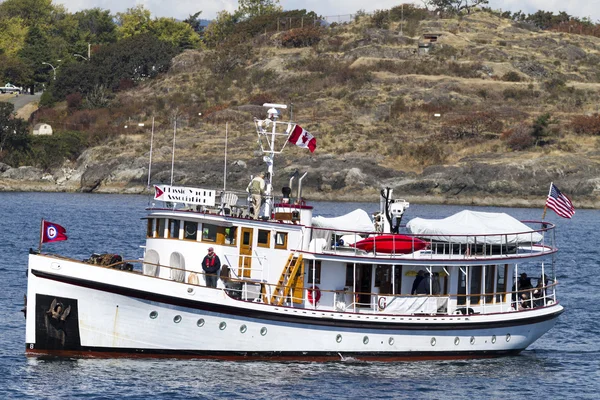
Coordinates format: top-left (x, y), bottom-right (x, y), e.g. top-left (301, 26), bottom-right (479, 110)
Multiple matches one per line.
top-left (254, 103), bottom-right (289, 218)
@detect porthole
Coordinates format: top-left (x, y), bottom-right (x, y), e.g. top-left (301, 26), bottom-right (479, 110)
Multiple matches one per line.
top-left (454, 337), bottom-right (460, 346)
top-left (173, 315), bottom-right (182, 323)
top-left (149, 311), bottom-right (158, 319)
top-left (260, 327), bottom-right (267, 336)
top-left (470, 336), bottom-right (475, 345)
top-left (491, 335), bottom-right (497, 344)
top-left (506, 333), bottom-right (511, 342)
top-left (219, 322), bottom-right (227, 330)
top-left (197, 318), bottom-right (205, 327)
top-left (336, 334), bottom-right (342, 343)
top-left (240, 324), bottom-right (247, 333)
top-left (363, 336), bottom-right (369, 345)
top-left (430, 337), bottom-right (436, 346)
top-left (388, 337), bottom-right (395, 346)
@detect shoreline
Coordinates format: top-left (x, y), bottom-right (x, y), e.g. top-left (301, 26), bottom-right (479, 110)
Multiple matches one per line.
top-left (2, 179), bottom-right (599, 210)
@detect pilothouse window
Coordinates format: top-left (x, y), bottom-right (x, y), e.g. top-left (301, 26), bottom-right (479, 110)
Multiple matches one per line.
top-left (184, 221), bottom-right (198, 241)
top-left (224, 227), bottom-right (237, 245)
top-left (169, 219), bottom-right (180, 239)
top-left (258, 230), bottom-right (270, 248)
top-left (158, 219), bottom-right (166, 238)
top-left (202, 224), bottom-right (217, 242)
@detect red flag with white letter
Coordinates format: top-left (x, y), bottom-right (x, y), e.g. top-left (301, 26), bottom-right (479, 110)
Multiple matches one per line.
top-left (288, 124), bottom-right (316, 153)
top-left (41, 220), bottom-right (68, 243)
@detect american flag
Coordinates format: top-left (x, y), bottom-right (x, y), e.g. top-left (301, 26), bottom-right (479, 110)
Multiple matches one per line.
top-left (546, 183), bottom-right (575, 219)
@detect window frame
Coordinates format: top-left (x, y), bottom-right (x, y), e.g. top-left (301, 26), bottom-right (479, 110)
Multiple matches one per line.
top-left (274, 232), bottom-right (288, 249)
top-left (307, 260), bottom-right (321, 284)
top-left (257, 229), bottom-right (270, 248)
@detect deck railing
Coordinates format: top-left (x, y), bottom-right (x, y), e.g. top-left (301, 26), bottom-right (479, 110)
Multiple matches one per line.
top-left (76, 256), bottom-right (558, 316)
top-left (307, 221), bottom-right (556, 259)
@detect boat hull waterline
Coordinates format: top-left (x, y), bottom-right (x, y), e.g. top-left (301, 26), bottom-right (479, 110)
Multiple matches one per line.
top-left (26, 257), bottom-right (563, 360)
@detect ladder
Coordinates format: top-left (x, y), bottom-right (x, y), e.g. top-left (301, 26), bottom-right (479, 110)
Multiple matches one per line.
top-left (270, 254), bottom-right (303, 306)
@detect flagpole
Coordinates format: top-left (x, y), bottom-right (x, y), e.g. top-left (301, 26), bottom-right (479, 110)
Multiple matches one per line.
top-left (223, 122), bottom-right (228, 191)
top-left (542, 182), bottom-right (553, 220)
top-left (147, 116), bottom-right (155, 189)
top-left (38, 218), bottom-right (44, 253)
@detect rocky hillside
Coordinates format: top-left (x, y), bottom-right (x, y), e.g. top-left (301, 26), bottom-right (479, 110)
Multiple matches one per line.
top-left (3, 10), bottom-right (600, 208)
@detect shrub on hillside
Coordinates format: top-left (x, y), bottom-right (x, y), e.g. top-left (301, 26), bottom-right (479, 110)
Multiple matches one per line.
top-left (66, 93), bottom-right (83, 111)
top-left (571, 114), bottom-right (600, 135)
top-left (501, 124), bottom-right (535, 150)
top-left (441, 112), bottom-right (504, 141)
top-left (502, 87), bottom-right (540, 100)
top-left (370, 10), bottom-right (390, 29)
top-left (280, 27), bottom-right (323, 48)
top-left (29, 131), bottom-right (88, 171)
top-left (501, 71), bottom-right (522, 82)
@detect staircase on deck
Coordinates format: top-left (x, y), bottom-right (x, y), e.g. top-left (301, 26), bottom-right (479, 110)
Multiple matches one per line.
top-left (270, 254), bottom-right (304, 305)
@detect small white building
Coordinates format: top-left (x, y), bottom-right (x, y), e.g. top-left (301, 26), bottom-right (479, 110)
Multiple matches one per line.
top-left (33, 123), bottom-right (53, 135)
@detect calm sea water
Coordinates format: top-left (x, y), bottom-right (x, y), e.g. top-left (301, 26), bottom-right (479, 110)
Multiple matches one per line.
top-left (1, 192), bottom-right (599, 399)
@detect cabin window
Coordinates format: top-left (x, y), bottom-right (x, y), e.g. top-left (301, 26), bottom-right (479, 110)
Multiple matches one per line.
top-left (146, 219), bottom-right (155, 238)
top-left (496, 264), bottom-right (507, 303)
top-left (275, 232), bottom-right (288, 249)
top-left (345, 264), bottom-right (354, 287)
top-left (484, 265), bottom-right (495, 303)
top-left (183, 221), bottom-right (198, 241)
top-left (375, 265), bottom-right (393, 294)
top-left (457, 270), bottom-right (467, 305)
top-left (307, 260), bottom-right (321, 284)
top-left (169, 219), bottom-right (180, 239)
top-left (257, 229), bottom-right (270, 248)
top-left (202, 224), bottom-right (218, 242)
top-left (470, 267), bottom-right (482, 304)
top-left (158, 218), bottom-right (166, 238)
top-left (224, 227), bottom-right (237, 245)
top-left (393, 265), bottom-right (403, 295)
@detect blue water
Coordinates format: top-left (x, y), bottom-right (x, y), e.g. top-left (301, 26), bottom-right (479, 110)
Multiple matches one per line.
top-left (1, 192), bottom-right (598, 399)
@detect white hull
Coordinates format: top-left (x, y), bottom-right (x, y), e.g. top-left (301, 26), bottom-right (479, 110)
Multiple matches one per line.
top-left (26, 255), bottom-right (563, 360)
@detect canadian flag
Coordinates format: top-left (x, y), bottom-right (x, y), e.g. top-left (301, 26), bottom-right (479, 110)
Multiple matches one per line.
top-left (287, 124), bottom-right (316, 153)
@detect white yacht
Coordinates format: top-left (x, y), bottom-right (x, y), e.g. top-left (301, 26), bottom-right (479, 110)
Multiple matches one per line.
top-left (25, 104), bottom-right (563, 360)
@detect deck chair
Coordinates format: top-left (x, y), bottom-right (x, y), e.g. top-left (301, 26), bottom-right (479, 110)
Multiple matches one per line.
top-left (220, 192), bottom-right (239, 216)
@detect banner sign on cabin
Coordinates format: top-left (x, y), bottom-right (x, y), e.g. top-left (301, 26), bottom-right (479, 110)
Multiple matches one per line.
top-left (154, 185), bottom-right (216, 206)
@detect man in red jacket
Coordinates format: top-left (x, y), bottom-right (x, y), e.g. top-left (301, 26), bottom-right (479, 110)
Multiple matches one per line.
top-left (202, 247), bottom-right (221, 288)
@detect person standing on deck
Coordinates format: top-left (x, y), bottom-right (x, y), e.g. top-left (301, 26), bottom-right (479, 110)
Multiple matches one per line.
top-left (247, 172), bottom-right (266, 219)
top-left (202, 247), bottom-right (221, 288)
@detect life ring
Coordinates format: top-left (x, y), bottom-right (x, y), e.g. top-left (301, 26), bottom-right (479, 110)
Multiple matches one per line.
top-left (307, 286), bottom-right (321, 304)
top-left (378, 296), bottom-right (387, 310)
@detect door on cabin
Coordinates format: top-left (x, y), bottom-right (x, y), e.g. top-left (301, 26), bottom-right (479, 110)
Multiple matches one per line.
top-left (238, 227), bottom-right (253, 278)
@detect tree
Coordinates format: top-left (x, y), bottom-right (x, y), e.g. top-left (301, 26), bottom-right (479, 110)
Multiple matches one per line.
top-left (531, 113), bottom-right (557, 146)
top-left (74, 8), bottom-right (118, 45)
top-left (0, 17), bottom-right (29, 57)
top-left (151, 17), bottom-right (201, 50)
top-left (116, 5), bottom-right (152, 38)
top-left (237, 0), bottom-right (282, 19)
top-left (52, 33), bottom-right (178, 100)
top-left (423, 0), bottom-right (488, 14)
top-left (183, 11), bottom-right (204, 34)
top-left (18, 25), bottom-right (55, 89)
top-left (203, 11), bottom-right (239, 48)
top-left (0, 102), bottom-right (29, 155)
top-left (0, 0), bottom-right (55, 27)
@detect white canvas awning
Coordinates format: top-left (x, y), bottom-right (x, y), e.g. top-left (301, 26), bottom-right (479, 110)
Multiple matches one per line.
top-left (311, 209), bottom-right (374, 233)
top-left (406, 210), bottom-right (543, 244)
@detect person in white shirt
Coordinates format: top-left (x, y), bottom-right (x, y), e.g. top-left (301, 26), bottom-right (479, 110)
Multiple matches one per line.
top-left (246, 172), bottom-right (265, 219)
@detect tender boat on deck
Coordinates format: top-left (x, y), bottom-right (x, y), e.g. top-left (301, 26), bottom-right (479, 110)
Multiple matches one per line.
top-left (24, 104), bottom-right (563, 360)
